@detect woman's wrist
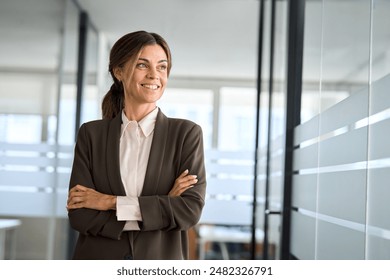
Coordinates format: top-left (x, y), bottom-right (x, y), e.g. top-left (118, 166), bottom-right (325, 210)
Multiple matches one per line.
top-left (107, 195), bottom-right (117, 210)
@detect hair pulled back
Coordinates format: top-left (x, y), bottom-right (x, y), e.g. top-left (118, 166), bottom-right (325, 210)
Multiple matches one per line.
top-left (101, 31), bottom-right (172, 119)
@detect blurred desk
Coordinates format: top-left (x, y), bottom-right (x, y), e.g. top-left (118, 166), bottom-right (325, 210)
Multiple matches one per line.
top-left (0, 219), bottom-right (21, 259)
top-left (197, 224), bottom-right (264, 260)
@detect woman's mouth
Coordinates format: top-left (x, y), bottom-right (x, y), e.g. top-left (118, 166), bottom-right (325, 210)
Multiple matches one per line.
top-left (141, 84), bottom-right (159, 90)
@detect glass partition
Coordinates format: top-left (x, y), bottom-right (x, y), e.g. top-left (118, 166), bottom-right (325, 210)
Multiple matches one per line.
top-left (264, 0), bottom-right (288, 260)
top-left (366, 0), bottom-right (390, 260)
top-left (0, 0), bottom-right (100, 259)
top-left (291, 0), bottom-right (390, 260)
top-left (0, 0), bottom-right (76, 259)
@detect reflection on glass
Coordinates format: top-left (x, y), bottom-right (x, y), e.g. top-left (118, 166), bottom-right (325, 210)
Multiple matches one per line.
top-left (0, 0), bottom-right (79, 260)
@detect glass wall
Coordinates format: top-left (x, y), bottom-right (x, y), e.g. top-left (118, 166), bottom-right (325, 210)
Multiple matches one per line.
top-left (247, 0), bottom-right (289, 260)
top-left (261, 0), bottom-right (288, 260)
top-left (0, 0), bottom-right (99, 259)
top-left (366, 0), bottom-right (390, 260)
top-left (291, 0), bottom-right (390, 259)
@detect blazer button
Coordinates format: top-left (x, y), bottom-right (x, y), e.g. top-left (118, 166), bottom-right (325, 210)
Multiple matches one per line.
top-left (124, 254), bottom-right (133, 260)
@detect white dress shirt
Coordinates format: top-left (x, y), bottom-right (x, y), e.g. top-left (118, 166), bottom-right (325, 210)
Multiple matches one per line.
top-left (116, 107), bottom-right (158, 230)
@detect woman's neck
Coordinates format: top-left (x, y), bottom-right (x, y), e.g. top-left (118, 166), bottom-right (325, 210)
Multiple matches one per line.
top-left (123, 103), bottom-right (157, 122)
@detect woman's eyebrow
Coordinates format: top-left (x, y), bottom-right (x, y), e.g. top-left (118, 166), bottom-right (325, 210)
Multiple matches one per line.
top-left (138, 58), bottom-right (168, 64)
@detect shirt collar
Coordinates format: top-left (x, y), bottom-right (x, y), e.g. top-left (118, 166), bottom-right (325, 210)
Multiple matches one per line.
top-left (121, 107), bottom-right (158, 138)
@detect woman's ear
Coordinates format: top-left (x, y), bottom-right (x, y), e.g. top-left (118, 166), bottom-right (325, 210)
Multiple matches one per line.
top-left (113, 67), bottom-right (122, 81)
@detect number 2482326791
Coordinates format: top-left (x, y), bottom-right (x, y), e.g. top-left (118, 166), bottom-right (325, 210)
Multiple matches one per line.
top-left (209, 266), bottom-right (273, 276)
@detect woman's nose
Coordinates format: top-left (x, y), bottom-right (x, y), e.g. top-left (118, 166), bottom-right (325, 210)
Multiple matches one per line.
top-left (146, 68), bottom-right (158, 79)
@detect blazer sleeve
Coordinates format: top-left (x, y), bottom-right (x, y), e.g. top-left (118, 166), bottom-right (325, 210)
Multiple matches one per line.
top-left (67, 123), bottom-right (125, 240)
top-left (138, 123), bottom-right (206, 231)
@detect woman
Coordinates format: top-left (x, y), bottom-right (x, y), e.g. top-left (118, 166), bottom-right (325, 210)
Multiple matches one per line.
top-left (66, 31), bottom-right (206, 260)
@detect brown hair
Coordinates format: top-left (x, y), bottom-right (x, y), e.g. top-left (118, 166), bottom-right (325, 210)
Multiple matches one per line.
top-left (101, 31), bottom-right (172, 119)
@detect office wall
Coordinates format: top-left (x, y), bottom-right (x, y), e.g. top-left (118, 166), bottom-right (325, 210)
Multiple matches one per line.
top-left (291, 0), bottom-right (390, 259)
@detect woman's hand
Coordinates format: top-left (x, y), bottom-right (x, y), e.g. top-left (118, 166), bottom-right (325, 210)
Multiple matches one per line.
top-left (67, 185), bottom-right (116, 211)
top-left (169, 169), bottom-right (198, 197)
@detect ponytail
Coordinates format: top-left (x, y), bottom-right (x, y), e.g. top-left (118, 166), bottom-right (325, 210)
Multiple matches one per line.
top-left (101, 79), bottom-right (123, 119)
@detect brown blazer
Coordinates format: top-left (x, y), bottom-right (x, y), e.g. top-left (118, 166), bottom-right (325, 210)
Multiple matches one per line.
top-left (68, 109), bottom-right (206, 259)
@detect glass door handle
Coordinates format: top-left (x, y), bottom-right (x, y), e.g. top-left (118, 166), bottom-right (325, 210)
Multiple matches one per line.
top-left (265, 210), bottom-right (281, 215)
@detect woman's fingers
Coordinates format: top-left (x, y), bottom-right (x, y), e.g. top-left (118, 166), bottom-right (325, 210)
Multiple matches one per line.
top-left (178, 169), bottom-right (189, 178)
top-left (67, 185), bottom-right (116, 211)
top-left (175, 175), bottom-right (198, 190)
top-left (169, 171), bottom-right (198, 197)
top-left (69, 184), bottom-right (88, 193)
top-left (67, 185), bottom-right (91, 210)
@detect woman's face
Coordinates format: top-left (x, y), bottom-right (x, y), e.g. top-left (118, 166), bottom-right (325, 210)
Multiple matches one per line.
top-left (116, 44), bottom-right (169, 108)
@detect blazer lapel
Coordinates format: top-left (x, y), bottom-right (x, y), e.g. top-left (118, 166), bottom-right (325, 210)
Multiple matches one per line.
top-left (106, 113), bottom-right (127, 196)
top-left (141, 109), bottom-right (169, 196)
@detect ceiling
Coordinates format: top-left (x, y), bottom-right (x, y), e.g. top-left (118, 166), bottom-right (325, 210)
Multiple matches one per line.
top-left (0, 0), bottom-right (260, 81)
top-left (77, 0), bottom-right (260, 80)
top-left (0, 0), bottom-right (388, 85)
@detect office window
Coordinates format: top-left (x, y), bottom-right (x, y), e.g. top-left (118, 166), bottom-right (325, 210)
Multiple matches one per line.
top-left (218, 87), bottom-right (258, 151)
top-left (158, 87), bottom-right (213, 150)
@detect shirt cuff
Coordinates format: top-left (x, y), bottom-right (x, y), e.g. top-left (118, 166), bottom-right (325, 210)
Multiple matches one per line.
top-left (123, 221), bottom-right (140, 231)
top-left (116, 196), bottom-right (142, 221)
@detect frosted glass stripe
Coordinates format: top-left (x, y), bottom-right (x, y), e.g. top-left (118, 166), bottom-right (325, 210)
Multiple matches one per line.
top-left (0, 192), bottom-right (55, 217)
top-left (371, 73), bottom-right (390, 115)
top-left (366, 235), bottom-right (390, 259)
top-left (367, 168), bottom-right (390, 230)
top-left (290, 211), bottom-right (316, 259)
top-left (55, 191), bottom-right (68, 217)
top-left (316, 220), bottom-right (365, 259)
top-left (0, 171), bottom-right (68, 190)
top-left (367, 225), bottom-right (390, 240)
top-left (293, 143), bottom-right (318, 170)
top-left (319, 127), bottom-right (368, 167)
top-left (294, 115), bottom-right (319, 145)
top-left (298, 161), bottom-right (368, 175)
top-left (369, 118), bottom-right (390, 160)
top-left (367, 158), bottom-right (390, 169)
top-left (0, 171), bottom-right (57, 187)
top-left (292, 174), bottom-right (317, 211)
top-left (57, 173), bottom-right (71, 189)
top-left (318, 170), bottom-right (367, 223)
top-left (320, 87), bottom-right (369, 135)
top-left (297, 208), bottom-right (365, 232)
top-left (0, 156), bottom-right (72, 167)
top-left (0, 142), bottom-right (74, 154)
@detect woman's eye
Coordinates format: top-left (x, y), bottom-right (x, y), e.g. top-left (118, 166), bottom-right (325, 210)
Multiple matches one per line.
top-left (158, 65), bottom-right (167, 71)
top-left (137, 63), bottom-right (147, 68)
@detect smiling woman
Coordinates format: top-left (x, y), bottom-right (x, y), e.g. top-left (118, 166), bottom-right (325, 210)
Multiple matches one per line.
top-left (114, 44), bottom-right (168, 119)
top-left (67, 31), bottom-right (207, 260)
top-left (101, 31), bottom-right (172, 120)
